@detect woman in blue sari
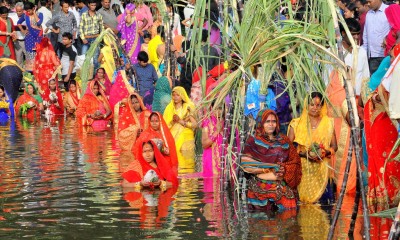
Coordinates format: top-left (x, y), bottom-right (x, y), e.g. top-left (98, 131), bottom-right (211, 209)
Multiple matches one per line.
top-left (0, 85), bottom-right (14, 123)
top-left (17, 2), bottom-right (43, 72)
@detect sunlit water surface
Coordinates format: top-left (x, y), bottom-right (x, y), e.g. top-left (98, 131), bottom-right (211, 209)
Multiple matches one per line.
top-left (0, 117), bottom-right (391, 239)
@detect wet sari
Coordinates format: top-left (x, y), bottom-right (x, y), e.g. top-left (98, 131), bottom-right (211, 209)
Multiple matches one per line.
top-left (201, 114), bottom-right (223, 177)
top-left (243, 110), bottom-right (301, 210)
top-left (135, 112), bottom-right (178, 176)
top-left (118, 4), bottom-right (140, 64)
top-left (14, 82), bottom-right (42, 120)
top-left (122, 139), bottom-right (178, 186)
top-left (163, 86), bottom-right (196, 171)
top-left (94, 71), bottom-right (112, 98)
top-left (0, 90), bottom-right (14, 123)
top-left (114, 92), bottom-right (151, 152)
top-left (289, 99), bottom-right (334, 203)
top-left (326, 70), bottom-right (357, 194)
top-left (63, 83), bottom-right (82, 115)
top-left (33, 38), bottom-right (60, 93)
top-left (76, 80), bottom-right (112, 131)
top-left (42, 80), bottom-right (64, 115)
top-left (364, 55), bottom-right (400, 212)
top-left (152, 76), bottom-right (171, 114)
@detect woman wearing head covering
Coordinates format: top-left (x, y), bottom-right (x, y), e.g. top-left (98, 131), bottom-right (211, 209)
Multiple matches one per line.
top-left (242, 109), bottom-right (301, 210)
top-left (288, 92), bottom-right (337, 204)
top-left (14, 82), bottom-right (43, 120)
top-left (97, 36), bottom-right (118, 81)
top-left (63, 80), bottom-right (82, 115)
top-left (114, 92), bottom-right (151, 152)
top-left (76, 80), bottom-right (112, 131)
top-left (384, 4), bottom-right (400, 56)
top-left (118, 3), bottom-right (141, 64)
top-left (152, 76), bottom-right (172, 114)
top-left (0, 84), bottom-right (14, 122)
top-left (163, 86), bottom-right (197, 172)
top-left (0, 6), bottom-right (16, 59)
top-left (33, 38), bottom-right (61, 93)
top-left (135, 112), bottom-right (178, 176)
top-left (42, 78), bottom-right (64, 115)
top-left (94, 67), bottom-right (112, 97)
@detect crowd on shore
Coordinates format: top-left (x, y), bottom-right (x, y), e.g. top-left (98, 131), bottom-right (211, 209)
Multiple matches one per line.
top-left (0, 0), bottom-right (399, 222)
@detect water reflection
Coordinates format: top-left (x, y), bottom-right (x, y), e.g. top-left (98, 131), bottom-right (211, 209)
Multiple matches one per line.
top-left (0, 116), bottom-right (393, 239)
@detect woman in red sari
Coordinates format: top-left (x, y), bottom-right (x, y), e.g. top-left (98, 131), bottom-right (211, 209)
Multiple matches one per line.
top-left (42, 78), bottom-right (64, 115)
top-left (135, 112), bottom-right (178, 175)
top-left (122, 138), bottom-right (178, 189)
top-left (94, 68), bottom-right (112, 98)
top-left (33, 38), bottom-right (61, 93)
top-left (14, 82), bottom-right (43, 120)
top-left (0, 6), bottom-right (16, 59)
top-left (364, 47), bottom-right (400, 213)
top-left (63, 80), bottom-right (81, 115)
top-left (114, 92), bottom-right (151, 152)
top-left (76, 80), bottom-right (112, 131)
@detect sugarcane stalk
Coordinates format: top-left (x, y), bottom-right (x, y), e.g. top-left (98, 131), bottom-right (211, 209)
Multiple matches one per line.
top-left (326, 0), bottom-right (370, 239)
top-left (388, 201), bottom-right (400, 240)
top-left (348, 167), bottom-right (361, 235)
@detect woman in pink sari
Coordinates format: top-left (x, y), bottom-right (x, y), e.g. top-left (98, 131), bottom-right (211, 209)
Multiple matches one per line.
top-left (94, 68), bottom-right (112, 97)
top-left (118, 3), bottom-right (141, 64)
top-left (384, 4), bottom-right (400, 56)
top-left (76, 80), bottom-right (113, 131)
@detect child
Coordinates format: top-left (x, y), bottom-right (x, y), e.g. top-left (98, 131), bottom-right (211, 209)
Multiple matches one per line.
top-left (140, 31), bottom-right (151, 59)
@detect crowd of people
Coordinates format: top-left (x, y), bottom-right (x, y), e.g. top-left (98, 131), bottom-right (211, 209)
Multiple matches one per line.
top-left (0, 0), bottom-right (399, 220)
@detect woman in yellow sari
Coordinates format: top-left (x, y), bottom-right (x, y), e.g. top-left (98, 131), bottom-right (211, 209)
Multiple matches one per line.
top-left (288, 92), bottom-right (337, 203)
top-left (163, 86), bottom-right (197, 172)
top-left (97, 36), bottom-right (118, 81)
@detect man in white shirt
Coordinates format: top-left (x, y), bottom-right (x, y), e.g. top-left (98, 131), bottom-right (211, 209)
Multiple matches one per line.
top-left (8, 1), bottom-right (25, 67)
top-left (183, 0), bottom-right (195, 37)
top-left (38, 0), bottom-right (52, 30)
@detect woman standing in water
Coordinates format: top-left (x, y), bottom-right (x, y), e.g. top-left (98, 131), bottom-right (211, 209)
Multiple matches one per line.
top-left (0, 85), bottom-right (14, 122)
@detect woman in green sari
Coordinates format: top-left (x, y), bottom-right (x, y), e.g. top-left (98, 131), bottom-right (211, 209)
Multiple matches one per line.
top-left (152, 76), bottom-right (172, 114)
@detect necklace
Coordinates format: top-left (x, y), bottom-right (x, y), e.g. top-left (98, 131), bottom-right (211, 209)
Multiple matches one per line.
top-left (310, 117), bottom-right (321, 129)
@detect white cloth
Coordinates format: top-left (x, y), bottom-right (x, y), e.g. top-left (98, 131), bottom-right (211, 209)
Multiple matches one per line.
top-left (183, 3), bottom-right (194, 36)
top-left (344, 46), bottom-right (370, 96)
top-left (61, 45), bottom-right (78, 75)
top-left (387, 55), bottom-right (400, 119)
top-left (38, 7), bottom-right (52, 30)
top-left (69, 7), bottom-right (80, 36)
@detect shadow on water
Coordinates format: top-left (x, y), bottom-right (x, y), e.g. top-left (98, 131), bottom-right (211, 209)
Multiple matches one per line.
top-left (0, 116), bottom-right (393, 239)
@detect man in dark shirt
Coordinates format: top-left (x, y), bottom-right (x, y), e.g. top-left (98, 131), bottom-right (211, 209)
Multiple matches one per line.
top-left (132, 51), bottom-right (158, 107)
top-left (61, 32), bottom-right (77, 91)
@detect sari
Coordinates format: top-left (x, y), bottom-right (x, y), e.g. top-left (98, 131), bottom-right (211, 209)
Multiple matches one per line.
top-left (42, 79), bottom-right (64, 115)
top-left (94, 70), bottom-right (112, 97)
top-left (63, 82), bottom-right (82, 115)
top-left (109, 70), bottom-right (135, 110)
top-left (75, 80), bottom-right (113, 131)
top-left (0, 89), bottom-right (14, 123)
top-left (384, 4), bottom-right (400, 56)
top-left (33, 38), bottom-right (60, 93)
top-left (114, 92), bottom-right (151, 152)
top-left (17, 13), bottom-right (43, 71)
top-left (122, 139), bottom-right (178, 186)
top-left (364, 54), bottom-right (400, 212)
top-left (100, 37), bottom-right (117, 81)
top-left (326, 70), bottom-right (357, 194)
top-left (201, 114), bottom-right (223, 177)
top-left (243, 110), bottom-right (301, 209)
top-left (289, 98), bottom-right (334, 203)
top-left (0, 17), bottom-right (15, 59)
top-left (152, 76), bottom-right (171, 114)
top-left (118, 4), bottom-right (140, 64)
top-left (135, 112), bottom-right (178, 176)
top-left (163, 86), bottom-right (196, 171)
top-left (14, 82), bottom-right (42, 120)
top-left (148, 35), bottom-right (163, 71)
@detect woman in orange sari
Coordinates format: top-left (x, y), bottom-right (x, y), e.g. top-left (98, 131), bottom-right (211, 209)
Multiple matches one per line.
top-left (33, 37), bottom-right (60, 93)
top-left (76, 80), bottom-right (112, 131)
top-left (63, 80), bottom-right (81, 115)
top-left (136, 112), bottom-right (178, 175)
top-left (14, 82), bottom-right (43, 120)
top-left (114, 92), bottom-right (151, 152)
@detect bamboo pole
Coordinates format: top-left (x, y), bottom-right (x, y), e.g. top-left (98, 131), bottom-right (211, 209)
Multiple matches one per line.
top-left (326, 0), bottom-right (370, 239)
top-left (348, 169), bottom-right (361, 235)
top-left (388, 201), bottom-right (400, 240)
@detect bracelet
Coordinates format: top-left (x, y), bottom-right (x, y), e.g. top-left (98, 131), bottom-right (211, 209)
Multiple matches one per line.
top-left (103, 114), bottom-right (107, 119)
top-left (133, 182), bottom-right (142, 191)
top-left (160, 180), bottom-right (167, 191)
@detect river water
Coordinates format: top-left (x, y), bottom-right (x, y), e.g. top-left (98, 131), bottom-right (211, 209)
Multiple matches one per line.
top-left (0, 116), bottom-right (391, 239)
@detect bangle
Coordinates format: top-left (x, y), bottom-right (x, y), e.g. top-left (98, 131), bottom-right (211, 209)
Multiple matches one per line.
top-left (103, 114), bottom-right (107, 119)
top-left (133, 182), bottom-right (142, 191)
top-left (160, 181), bottom-right (167, 191)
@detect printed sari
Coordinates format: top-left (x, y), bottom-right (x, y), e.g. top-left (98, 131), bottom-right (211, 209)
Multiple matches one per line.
top-left (243, 110), bottom-right (301, 210)
top-left (135, 112), bottom-right (178, 176)
top-left (118, 4), bottom-right (140, 64)
top-left (326, 70), bottom-right (357, 194)
top-left (0, 90), bottom-right (14, 123)
top-left (289, 98), bottom-right (334, 203)
top-left (76, 80), bottom-right (112, 131)
top-left (201, 115), bottom-right (223, 177)
top-left (42, 80), bottom-right (64, 115)
top-left (109, 70), bottom-right (135, 110)
top-left (14, 82), bottom-right (42, 120)
top-left (364, 54), bottom-right (400, 213)
top-left (114, 92), bottom-right (151, 152)
top-left (18, 13), bottom-right (43, 71)
top-left (152, 76), bottom-right (171, 114)
top-left (163, 86), bottom-right (196, 171)
top-left (0, 17), bottom-right (15, 59)
top-left (33, 38), bottom-right (60, 93)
